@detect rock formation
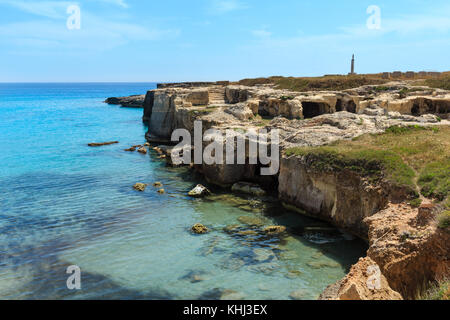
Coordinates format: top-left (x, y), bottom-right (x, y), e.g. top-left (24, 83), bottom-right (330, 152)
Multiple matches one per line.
top-left (105, 95), bottom-right (145, 108)
top-left (108, 78), bottom-right (450, 300)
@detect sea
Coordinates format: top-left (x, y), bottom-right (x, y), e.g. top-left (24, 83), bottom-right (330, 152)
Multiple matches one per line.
top-left (0, 83), bottom-right (367, 299)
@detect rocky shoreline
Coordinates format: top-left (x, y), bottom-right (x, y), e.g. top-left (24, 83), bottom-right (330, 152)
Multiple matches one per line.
top-left (107, 78), bottom-right (450, 300)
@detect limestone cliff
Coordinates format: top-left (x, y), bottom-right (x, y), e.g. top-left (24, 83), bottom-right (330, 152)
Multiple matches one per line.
top-left (279, 156), bottom-right (387, 238)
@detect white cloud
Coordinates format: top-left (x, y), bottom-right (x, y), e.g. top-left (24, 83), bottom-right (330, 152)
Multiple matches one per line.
top-left (96, 0), bottom-right (128, 8)
top-left (0, 0), bottom-right (75, 19)
top-left (341, 6), bottom-right (450, 36)
top-left (251, 29), bottom-right (272, 38)
top-left (0, 2), bottom-right (179, 53)
top-left (209, 0), bottom-right (248, 14)
top-left (0, 0), bottom-right (130, 19)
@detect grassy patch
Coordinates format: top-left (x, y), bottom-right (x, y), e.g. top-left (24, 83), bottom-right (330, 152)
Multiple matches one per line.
top-left (437, 211), bottom-right (450, 229)
top-left (409, 198), bottom-right (423, 208)
top-left (280, 95), bottom-right (295, 101)
top-left (188, 107), bottom-right (218, 116)
top-left (238, 75), bottom-right (388, 92)
top-left (374, 86), bottom-right (390, 92)
top-left (423, 76), bottom-right (450, 90)
top-left (285, 125), bottom-right (450, 198)
top-left (418, 161), bottom-right (450, 201)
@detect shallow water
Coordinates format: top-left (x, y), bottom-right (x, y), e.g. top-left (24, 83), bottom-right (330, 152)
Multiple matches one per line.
top-left (0, 83), bottom-right (367, 300)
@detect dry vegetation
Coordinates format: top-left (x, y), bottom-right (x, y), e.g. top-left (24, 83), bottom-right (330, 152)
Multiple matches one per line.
top-left (237, 72), bottom-right (450, 92)
top-left (238, 75), bottom-right (388, 92)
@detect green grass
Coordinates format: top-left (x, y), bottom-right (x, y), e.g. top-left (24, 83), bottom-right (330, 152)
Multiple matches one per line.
top-left (188, 106), bottom-right (218, 116)
top-left (437, 211), bottom-right (450, 229)
top-left (409, 198), bottom-right (423, 208)
top-left (418, 161), bottom-right (450, 201)
top-left (285, 125), bottom-right (450, 200)
top-left (420, 279), bottom-right (449, 300)
top-left (374, 86), bottom-right (390, 92)
top-left (285, 147), bottom-right (415, 187)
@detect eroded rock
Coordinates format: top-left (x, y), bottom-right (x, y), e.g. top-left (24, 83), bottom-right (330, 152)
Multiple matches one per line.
top-left (137, 147), bottom-right (148, 154)
top-left (262, 225), bottom-right (287, 235)
top-left (88, 141), bottom-right (119, 147)
top-left (133, 183), bottom-right (148, 192)
top-left (192, 223), bottom-right (208, 234)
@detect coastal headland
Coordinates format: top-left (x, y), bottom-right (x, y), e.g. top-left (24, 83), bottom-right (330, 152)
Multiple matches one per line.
top-left (107, 73), bottom-right (450, 300)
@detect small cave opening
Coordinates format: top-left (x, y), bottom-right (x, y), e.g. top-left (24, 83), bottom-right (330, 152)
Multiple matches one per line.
top-left (335, 99), bottom-right (343, 112)
top-left (336, 99), bottom-right (356, 113)
top-left (411, 104), bottom-right (420, 116)
top-left (346, 101), bottom-right (357, 113)
top-left (302, 102), bottom-right (330, 119)
top-left (411, 98), bottom-right (438, 116)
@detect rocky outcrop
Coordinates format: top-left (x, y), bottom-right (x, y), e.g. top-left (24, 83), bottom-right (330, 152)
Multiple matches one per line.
top-left (364, 203), bottom-right (450, 298)
top-left (88, 141), bottom-right (119, 147)
top-left (321, 257), bottom-right (403, 300)
top-left (105, 95), bottom-right (145, 108)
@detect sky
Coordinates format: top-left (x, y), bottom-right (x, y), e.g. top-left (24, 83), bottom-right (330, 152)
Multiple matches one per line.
top-left (0, 0), bottom-right (449, 82)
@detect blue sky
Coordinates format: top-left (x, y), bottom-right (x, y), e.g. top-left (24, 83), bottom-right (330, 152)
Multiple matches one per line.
top-left (0, 0), bottom-right (449, 82)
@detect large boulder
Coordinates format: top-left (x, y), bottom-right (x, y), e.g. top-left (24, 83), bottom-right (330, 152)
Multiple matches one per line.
top-left (188, 184), bottom-right (211, 197)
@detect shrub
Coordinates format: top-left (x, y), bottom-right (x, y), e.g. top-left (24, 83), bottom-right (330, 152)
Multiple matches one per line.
top-left (437, 211), bottom-right (450, 229)
top-left (409, 198), bottom-right (423, 208)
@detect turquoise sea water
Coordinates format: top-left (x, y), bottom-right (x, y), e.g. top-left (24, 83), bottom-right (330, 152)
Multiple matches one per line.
top-left (0, 83), bottom-right (367, 300)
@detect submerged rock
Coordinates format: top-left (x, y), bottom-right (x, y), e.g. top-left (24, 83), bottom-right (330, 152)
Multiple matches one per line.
top-left (306, 260), bottom-right (340, 269)
top-left (153, 182), bottom-right (163, 188)
top-left (157, 189), bottom-right (165, 194)
top-left (192, 223), bottom-right (208, 234)
top-left (223, 224), bottom-right (240, 234)
top-left (232, 182), bottom-right (266, 197)
top-left (237, 230), bottom-right (259, 236)
top-left (220, 289), bottom-right (245, 300)
top-left (237, 216), bottom-right (265, 227)
top-left (88, 141), bottom-right (119, 147)
top-left (262, 225), bottom-right (287, 235)
top-left (124, 147), bottom-right (136, 152)
top-left (188, 184), bottom-right (211, 198)
top-left (285, 270), bottom-right (303, 279)
top-left (180, 271), bottom-right (209, 283)
top-left (289, 289), bottom-right (308, 300)
top-left (133, 183), bottom-right (148, 192)
top-left (253, 248), bottom-right (276, 262)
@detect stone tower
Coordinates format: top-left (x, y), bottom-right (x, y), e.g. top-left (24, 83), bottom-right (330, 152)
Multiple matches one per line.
top-left (349, 54), bottom-right (355, 75)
